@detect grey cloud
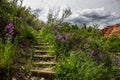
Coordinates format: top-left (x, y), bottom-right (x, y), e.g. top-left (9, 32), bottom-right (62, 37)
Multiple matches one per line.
top-left (67, 8), bottom-right (120, 28)
top-left (80, 8), bottom-right (110, 20)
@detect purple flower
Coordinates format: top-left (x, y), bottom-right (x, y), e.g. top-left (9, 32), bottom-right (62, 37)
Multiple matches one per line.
top-left (53, 29), bottom-right (58, 33)
top-left (61, 39), bottom-right (66, 43)
top-left (58, 34), bottom-right (63, 40)
top-left (65, 33), bottom-right (71, 40)
top-left (96, 58), bottom-right (100, 63)
top-left (114, 56), bottom-right (119, 65)
top-left (111, 78), bottom-right (115, 80)
top-left (54, 34), bottom-right (64, 42)
top-left (5, 23), bottom-right (13, 30)
top-left (90, 50), bottom-right (96, 56)
top-left (11, 32), bottom-right (14, 36)
top-left (9, 29), bottom-right (14, 34)
top-left (4, 23), bottom-right (14, 37)
top-left (54, 35), bottom-right (59, 41)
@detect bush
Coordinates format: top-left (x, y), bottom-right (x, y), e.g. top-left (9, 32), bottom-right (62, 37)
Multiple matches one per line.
top-left (17, 24), bottom-right (37, 44)
top-left (0, 38), bottom-right (16, 68)
top-left (106, 35), bottom-right (120, 52)
top-left (54, 51), bottom-right (113, 80)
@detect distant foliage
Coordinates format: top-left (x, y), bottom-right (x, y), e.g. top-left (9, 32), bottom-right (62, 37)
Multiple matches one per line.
top-left (106, 35), bottom-right (120, 52)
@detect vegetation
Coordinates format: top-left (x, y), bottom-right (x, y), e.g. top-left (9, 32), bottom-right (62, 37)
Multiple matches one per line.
top-left (1, 0), bottom-right (120, 80)
top-left (0, 0), bottom-right (39, 79)
top-left (39, 9), bottom-right (120, 80)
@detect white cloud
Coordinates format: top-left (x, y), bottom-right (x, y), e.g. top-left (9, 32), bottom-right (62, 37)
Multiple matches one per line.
top-left (23, 0), bottom-right (120, 28)
top-left (67, 8), bottom-right (120, 28)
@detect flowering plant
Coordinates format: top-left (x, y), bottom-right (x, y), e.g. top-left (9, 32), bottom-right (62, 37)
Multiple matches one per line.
top-left (4, 23), bottom-right (14, 39)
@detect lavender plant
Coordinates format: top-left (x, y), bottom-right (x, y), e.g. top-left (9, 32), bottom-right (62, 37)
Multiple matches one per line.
top-left (54, 32), bottom-right (71, 57)
top-left (4, 23), bottom-right (14, 39)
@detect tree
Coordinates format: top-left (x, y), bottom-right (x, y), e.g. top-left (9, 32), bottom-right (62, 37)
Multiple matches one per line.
top-left (47, 8), bottom-right (72, 26)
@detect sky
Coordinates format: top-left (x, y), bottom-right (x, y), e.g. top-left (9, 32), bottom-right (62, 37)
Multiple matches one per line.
top-left (23, 0), bottom-right (120, 28)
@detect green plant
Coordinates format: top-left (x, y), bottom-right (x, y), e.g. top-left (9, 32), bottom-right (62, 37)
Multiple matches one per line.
top-left (0, 38), bottom-right (16, 80)
top-left (18, 24), bottom-right (37, 44)
top-left (106, 35), bottom-right (120, 52)
top-left (23, 60), bottom-right (32, 75)
top-left (54, 51), bottom-right (113, 80)
top-left (0, 38), bottom-right (16, 68)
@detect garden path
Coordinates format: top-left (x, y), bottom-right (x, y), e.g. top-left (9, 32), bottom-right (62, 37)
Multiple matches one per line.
top-left (30, 37), bottom-right (56, 80)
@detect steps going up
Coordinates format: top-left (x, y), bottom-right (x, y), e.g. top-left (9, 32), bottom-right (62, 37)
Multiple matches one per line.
top-left (30, 37), bottom-right (56, 79)
top-left (33, 61), bottom-right (57, 65)
top-left (34, 50), bottom-right (54, 53)
top-left (34, 54), bottom-right (55, 58)
top-left (30, 68), bottom-right (55, 74)
top-left (34, 45), bottom-right (53, 48)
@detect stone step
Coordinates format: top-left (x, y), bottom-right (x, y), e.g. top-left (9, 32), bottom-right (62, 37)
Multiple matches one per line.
top-left (34, 54), bottom-right (55, 58)
top-left (37, 43), bottom-right (49, 45)
top-left (34, 46), bottom-right (53, 48)
top-left (30, 68), bottom-right (55, 74)
top-left (33, 61), bottom-right (57, 65)
top-left (34, 50), bottom-right (54, 53)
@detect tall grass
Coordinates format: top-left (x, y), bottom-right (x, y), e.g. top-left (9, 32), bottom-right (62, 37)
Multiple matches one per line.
top-left (0, 39), bottom-right (16, 68)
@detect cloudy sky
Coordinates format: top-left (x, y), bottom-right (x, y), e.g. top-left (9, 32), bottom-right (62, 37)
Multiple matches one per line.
top-left (23, 0), bottom-right (120, 28)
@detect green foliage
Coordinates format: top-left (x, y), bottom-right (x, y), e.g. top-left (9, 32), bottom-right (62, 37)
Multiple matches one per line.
top-left (0, 0), bottom-right (42, 40)
top-left (39, 27), bottom-right (54, 43)
top-left (1, 1), bottom-right (120, 79)
top-left (42, 12), bottom-right (120, 79)
top-left (0, 39), bottom-right (16, 68)
top-left (19, 24), bottom-right (37, 43)
top-left (106, 35), bottom-right (120, 52)
top-left (23, 60), bottom-right (32, 75)
top-left (55, 51), bottom-right (112, 80)
top-left (0, 0), bottom-right (40, 79)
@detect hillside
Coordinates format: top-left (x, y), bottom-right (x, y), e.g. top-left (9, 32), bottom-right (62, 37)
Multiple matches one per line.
top-left (103, 24), bottom-right (120, 37)
top-left (1, 0), bottom-right (120, 80)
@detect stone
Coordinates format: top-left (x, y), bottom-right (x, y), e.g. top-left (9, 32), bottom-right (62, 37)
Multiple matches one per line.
top-left (12, 77), bottom-right (17, 80)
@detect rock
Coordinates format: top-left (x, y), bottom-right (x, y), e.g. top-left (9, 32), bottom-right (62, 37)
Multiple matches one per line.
top-left (40, 77), bottom-right (45, 80)
top-left (12, 77), bottom-right (17, 80)
top-left (102, 24), bottom-right (120, 37)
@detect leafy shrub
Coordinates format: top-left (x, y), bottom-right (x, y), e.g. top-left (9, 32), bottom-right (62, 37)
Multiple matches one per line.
top-left (54, 51), bottom-right (113, 80)
top-left (39, 27), bottom-right (54, 43)
top-left (0, 38), bottom-right (16, 68)
top-left (106, 35), bottom-right (120, 52)
top-left (18, 24), bottom-right (37, 44)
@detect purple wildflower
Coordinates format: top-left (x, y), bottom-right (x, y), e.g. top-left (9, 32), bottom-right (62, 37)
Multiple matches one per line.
top-left (4, 23), bottom-right (14, 37)
top-left (58, 34), bottom-right (63, 40)
top-left (96, 58), bottom-right (100, 63)
top-left (9, 29), bottom-right (14, 34)
top-left (90, 50), bottom-right (96, 56)
top-left (65, 33), bottom-right (71, 40)
top-left (53, 29), bottom-right (58, 34)
top-left (4, 23), bottom-right (13, 30)
top-left (10, 32), bottom-right (14, 36)
top-left (111, 78), bottom-right (115, 80)
top-left (61, 39), bottom-right (66, 43)
top-left (54, 35), bottom-right (59, 41)
top-left (114, 56), bottom-right (119, 65)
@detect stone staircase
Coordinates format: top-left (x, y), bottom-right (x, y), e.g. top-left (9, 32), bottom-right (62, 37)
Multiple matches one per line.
top-left (30, 37), bottom-right (56, 80)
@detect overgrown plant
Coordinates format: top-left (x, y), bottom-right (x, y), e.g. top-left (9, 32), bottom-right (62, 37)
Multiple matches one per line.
top-left (0, 38), bottom-right (16, 68)
top-left (54, 51), bottom-right (113, 80)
